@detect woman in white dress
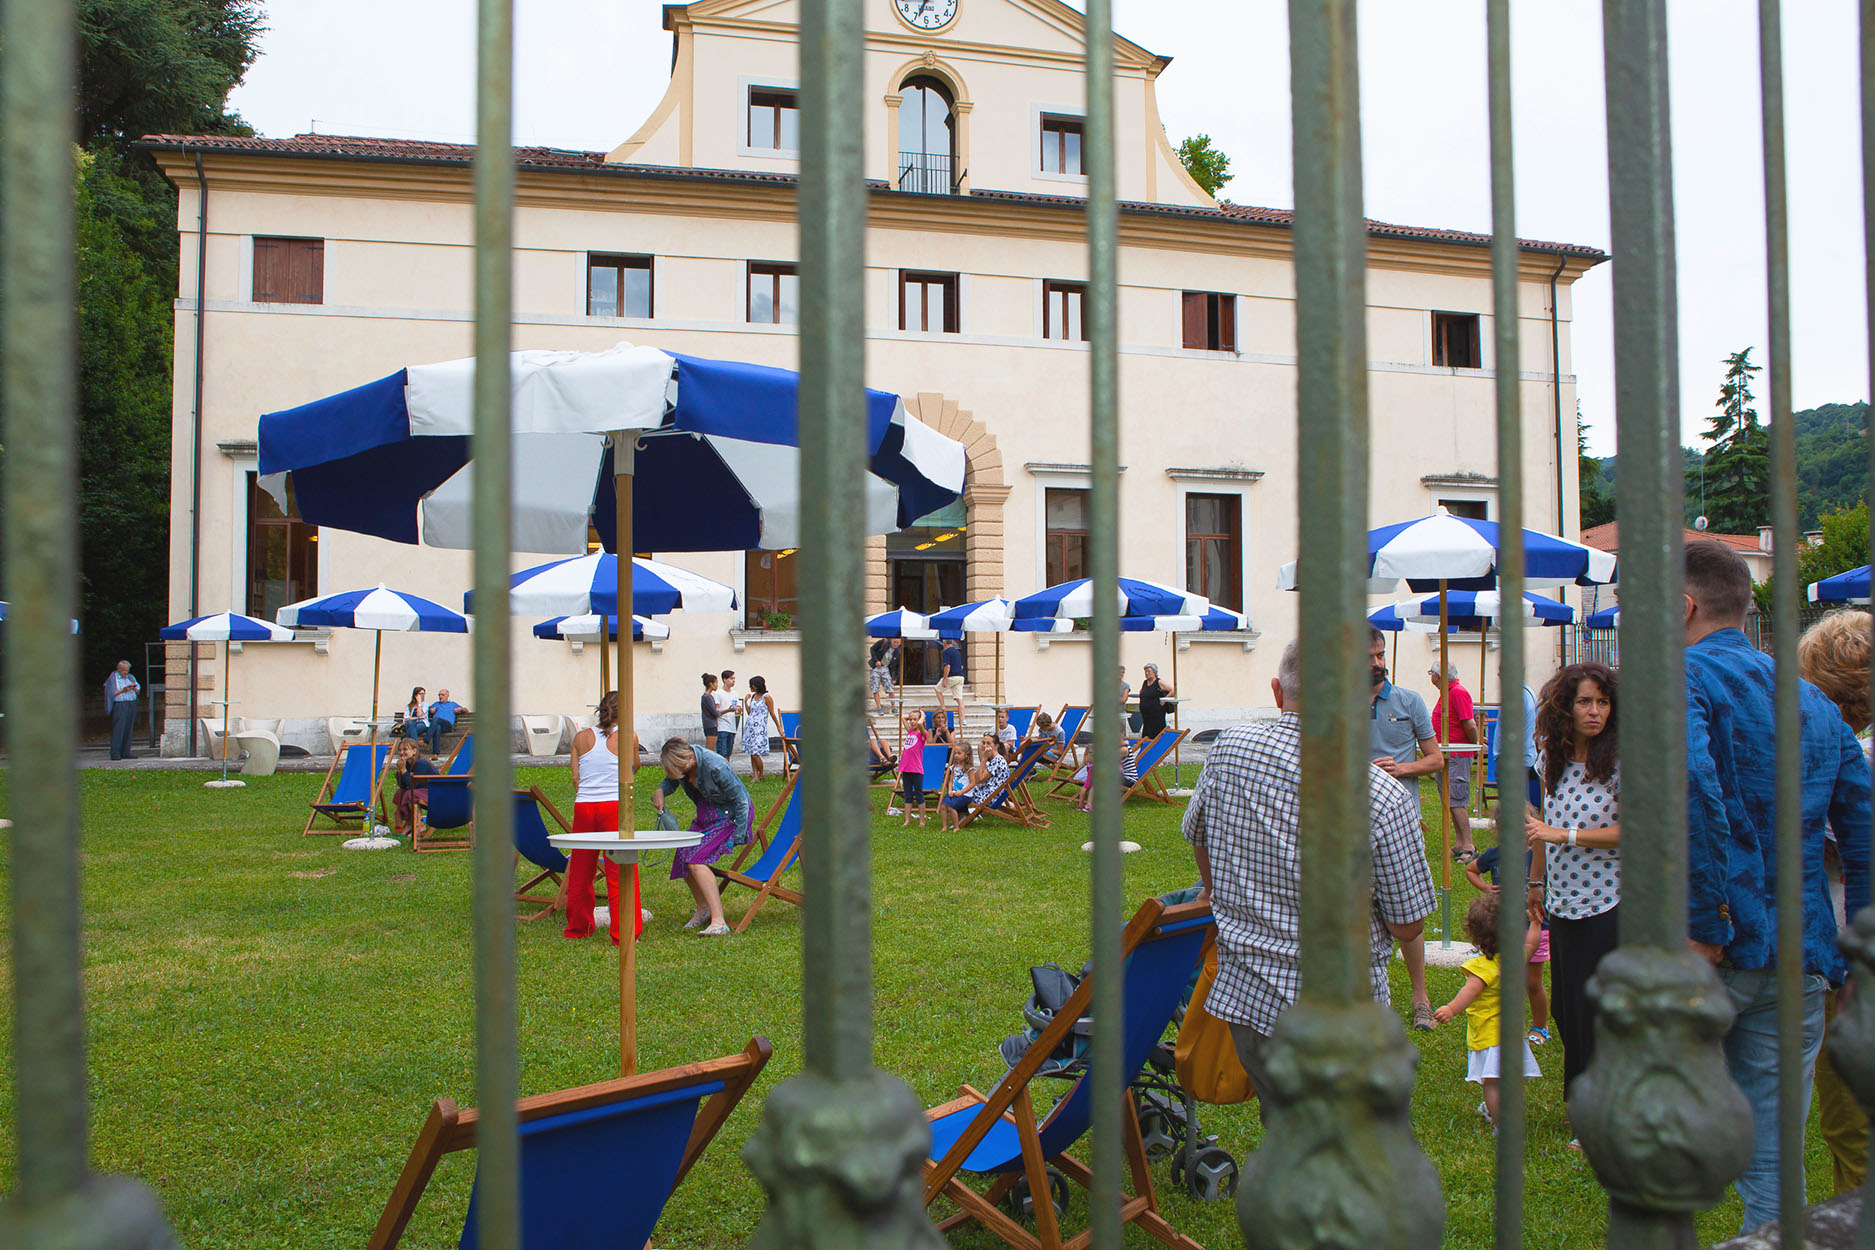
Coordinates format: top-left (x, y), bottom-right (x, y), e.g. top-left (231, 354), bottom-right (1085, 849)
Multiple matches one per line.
top-left (740, 675), bottom-right (778, 780)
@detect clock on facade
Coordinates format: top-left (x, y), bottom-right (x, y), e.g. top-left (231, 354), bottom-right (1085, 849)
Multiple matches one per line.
top-left (895, 0), bottom-right (958, 32)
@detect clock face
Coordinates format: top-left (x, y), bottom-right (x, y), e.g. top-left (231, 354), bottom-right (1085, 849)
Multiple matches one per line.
top-left (895, 0), bottom-right (958, 32)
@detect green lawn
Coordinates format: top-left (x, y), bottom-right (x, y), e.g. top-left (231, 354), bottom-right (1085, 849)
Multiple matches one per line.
top-left (0, 765), bottom-right (1836, 1247)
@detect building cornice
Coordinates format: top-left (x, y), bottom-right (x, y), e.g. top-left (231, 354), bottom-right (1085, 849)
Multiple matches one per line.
top-left (1166, 465), bottom-right (1265, 483)
top-left (1420, 473), bottom-right (1499, 488)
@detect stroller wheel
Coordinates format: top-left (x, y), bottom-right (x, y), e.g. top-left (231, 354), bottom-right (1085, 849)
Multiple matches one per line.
top-left (1178, 1145), bottom-right (1240, 1203)
top-left (1136, 1104), bottom-right (1178, 1161)
top-left (1002, 1166), bottom-right (1070, 1224)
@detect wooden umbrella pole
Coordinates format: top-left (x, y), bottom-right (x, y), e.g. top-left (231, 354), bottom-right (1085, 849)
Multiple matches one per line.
top-left (1170, 634), bottom-right (1180, 789)
top-left (614, 435), bottom-right (638, 1077)
top-left (1437, 581), bottom-right (1452, 943)
top-left (599, 622), bottom-right (610, 711)
top-left (370, 631), bottom-right (383, 824)
top-left (222, 644), bottom-right (233, 782)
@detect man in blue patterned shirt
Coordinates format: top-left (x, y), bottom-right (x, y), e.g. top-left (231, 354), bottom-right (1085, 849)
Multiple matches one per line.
top-left (1681, 539), bottom-right (1871, 1232)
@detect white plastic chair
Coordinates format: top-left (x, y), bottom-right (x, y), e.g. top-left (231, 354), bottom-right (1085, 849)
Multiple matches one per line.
top-left (521, 715), bottom-right (563, 757)
top-left (326, 717), bottom-right (368, 755)
top-left (199, 718), bottom-right (228, 760)
top-left (235, 730), bottom-right (281, 777)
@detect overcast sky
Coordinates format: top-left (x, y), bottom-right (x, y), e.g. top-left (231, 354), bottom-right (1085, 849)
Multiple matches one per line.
top-left (226, 0), bottom-right (1869, 457)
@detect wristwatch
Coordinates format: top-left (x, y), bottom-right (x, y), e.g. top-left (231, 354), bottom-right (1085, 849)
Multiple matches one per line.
top-left (1565, 827), bottom-right (1579, 847)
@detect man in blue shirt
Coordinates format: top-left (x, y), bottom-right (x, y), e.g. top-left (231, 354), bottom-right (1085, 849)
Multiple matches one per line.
top-left (1367, 625), bottom-right (1443, 1030)
top-left (1681, 540), bottom-right (1871, 1231)
top-left (1493, 663), bottom-right (1541, 809)
top-left (937, 640), bottom-right (966, 728)
top-left (426, 688), bottom-right (466, 755)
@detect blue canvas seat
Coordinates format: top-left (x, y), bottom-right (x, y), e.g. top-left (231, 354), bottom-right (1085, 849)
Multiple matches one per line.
top-left (415, 732), bottom-right (475, 853)
top-left (956, 740), bottom-right (1053, 830)
top-left (366, 1037), bottom-right (771, 1249)
top-left (511, 787), bottom-right (572, 922)
top-left (1001, 705), bottom-right (1039, 738)
top-left (1117, 729), bottom-right (1188, 804)
top-left (888, 742), bottom-right (954, 809)
top-left (776, 709), bottom-right (802, 774)
top-left (711, 774), bottom-right (803, 932)
top-left (1480, 706), bottom-right (1501, 806)
top-left (1038, 705), bottom-right (1090, 796)
top-left (920, 898), bottom-right (1214, 1250)
top-left (303, 742), bottom-right (391, 836)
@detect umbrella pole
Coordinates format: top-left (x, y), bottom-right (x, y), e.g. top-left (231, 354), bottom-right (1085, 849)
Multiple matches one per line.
top-left (615, 435), bottom-right (638, 1078)
top-left (1477, 632), bottom-right (1488, 822)
top-left (1171, 636), bottom-right (1181, 789)
top-left (370, 631), bottom-right (383, 828)
top-left (1438, 582), bottom-right (1452, 947)
top-left (221, 643), bottom-right (232, 783)
top-left (599, 624), bottom-right (610, 712)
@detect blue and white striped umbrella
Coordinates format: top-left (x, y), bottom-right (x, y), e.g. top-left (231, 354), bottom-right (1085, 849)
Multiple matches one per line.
top-left (1115, 606), bottom-right (1249, 633)
top-left (533, 614), bottom-right (669, 642)
top-left (1809, 565), bottom-right (1870, 605)
top-left (865, 607), bottom-right (938, 639)
top-left (1009, 617), bottom-right (1078, 633)
top-left (160, 611), bottom-right (296, 643)
top-left (1390, 590), bottom-right (1575, 628)
top-left (1369, 605), bottom-right (1437, 634)
top-left (278, 585), bottom-right (469, 633)
top-left (1586, 605), bottom-right (1621, 630)
top-left (470, 553), bottom-right (737, 618)
top-left (1012, 577), bottom-right (1209, 622)
top-left (1277, 507), bottom-right (1617, 592)
top-left (927, 598), bottom-right (1013, 638)
top-left (256, 345), bottom-right (967, 555)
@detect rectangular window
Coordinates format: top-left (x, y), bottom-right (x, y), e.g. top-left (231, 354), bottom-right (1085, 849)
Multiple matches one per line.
top-left (1044, 488), bottom-right (1089, 586)
top-left (247, 473), bottom-right (318, 622)
top-left (587, 254), bottom-right (653, 318)
top-left (1040, 115), bottom-right (1084, 175)
top-left (744, 549), bottom-right (799, 629)
top-left (1043, 280), bottom-right (1086, 342)
top-left (1431, 311), bottom-right (1482, 368)
top-left (900, 271), bottom-right (959, 334)
top-left (1438, 497), bottom-right (1490, 521)
top-left (1185, 493), bottom-right (1243, 612)
top-left (1180, 290), bottom-right (1236, 351)
top-left (748, 87), bottom-right (799, 152)
top-left (747, 262), bottom-right (799, 325)
top-left (252, 236), bottom-right (323, 304)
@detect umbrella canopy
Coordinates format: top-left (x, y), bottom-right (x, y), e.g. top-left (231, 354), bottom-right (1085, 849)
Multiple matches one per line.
top-left (1276, 507), bottom-right (1618, 592)
top-left (474, 553), bottom-right (737, 618)
top-left (1586, 605), bottom-right (1621, 630)
top-left (533, 614), bottom-right (669, 642)
top-left (278, 586), bottom-right (470, 633)
top-left (927, 597), bottom-right (1014, 637)
top-left (255, 345), bottom-right (967, 555)
top-left (1369, 605), bottom-right (1438, 633)
top-left (160, 612), bottom-right (295, 643)
top-left (1117, 606), bottom-right (1249, 633)
top-left (1809, 565), bottom-right (1870, 605)
top-left (1012, 577), bottom-right (1209, 621)
top-left (864, 607), bottom-right (938, 639)
top-left (1389, 590), bottom-right (1575, 628)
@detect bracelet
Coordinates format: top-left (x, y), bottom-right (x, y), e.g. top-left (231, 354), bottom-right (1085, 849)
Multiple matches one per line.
top-left (1566, 828), bottom-right (1578, 847)
top-left (1528, 879), bottom-right (1544, 888)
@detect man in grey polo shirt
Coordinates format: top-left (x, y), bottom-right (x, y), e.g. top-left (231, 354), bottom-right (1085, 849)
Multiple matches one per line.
top-left (1368, 625), bottom-right (1443, 1028)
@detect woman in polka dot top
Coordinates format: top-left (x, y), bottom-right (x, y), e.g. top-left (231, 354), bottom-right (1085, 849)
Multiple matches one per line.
top-left (1525, 661), bottom-right (1621, 1133)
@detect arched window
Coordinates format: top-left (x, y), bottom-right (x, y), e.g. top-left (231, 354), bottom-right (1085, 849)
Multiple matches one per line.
top-left (898, 76), bottom-right (956, 194)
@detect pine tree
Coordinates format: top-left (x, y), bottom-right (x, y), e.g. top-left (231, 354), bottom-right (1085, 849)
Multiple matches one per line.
top-left (1699, 348), bottom-right (1770, 534)
top-left (1176, 134), bottom-right (1233, 198)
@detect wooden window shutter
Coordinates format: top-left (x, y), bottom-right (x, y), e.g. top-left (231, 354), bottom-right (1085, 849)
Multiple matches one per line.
top-left (1217, 295), bottom-right (1236, 352)
top-left (298, 239), bottom-right (324, 304)
top-left (253, 237), bottom-right (280, 301)
top-left (1181, 292), bottom-right (1205, 350)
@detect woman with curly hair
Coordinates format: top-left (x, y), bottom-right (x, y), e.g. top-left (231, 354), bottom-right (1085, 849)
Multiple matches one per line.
top-left (1525, 661), bottom-right (1621, 1111)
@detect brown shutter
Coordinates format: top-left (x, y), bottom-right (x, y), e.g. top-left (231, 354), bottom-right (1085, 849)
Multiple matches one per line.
top-left (1466, 315), bottom-right (1481, 368)
top-left (1217, 294), bottom-right (1236, 352)
top-left (1181, 291), bottom-right (1205, 349)
top-left (301, 239), bottom-right (324, 304)
top-left (253, 237), bottom-right (279, 301)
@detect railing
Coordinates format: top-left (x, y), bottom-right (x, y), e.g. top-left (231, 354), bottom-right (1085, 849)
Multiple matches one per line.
top-left (6, 1), bottom-right (1874, 1248)
top-left (897, 150), bottom-right (960, 195)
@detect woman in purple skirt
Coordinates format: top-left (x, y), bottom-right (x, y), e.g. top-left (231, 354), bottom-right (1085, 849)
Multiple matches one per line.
top-left (651, 737), bottom-right (753, 937)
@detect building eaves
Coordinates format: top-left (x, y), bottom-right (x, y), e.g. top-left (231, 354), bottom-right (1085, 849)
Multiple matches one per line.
top-left (135, 132), bottom-right (1608, 262)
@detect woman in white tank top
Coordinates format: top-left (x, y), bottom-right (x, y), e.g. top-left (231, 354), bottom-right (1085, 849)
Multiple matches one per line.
top-left (562, 692), bottom-right (642, 944)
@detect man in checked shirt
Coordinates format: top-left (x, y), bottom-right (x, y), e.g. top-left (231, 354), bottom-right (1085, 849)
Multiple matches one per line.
top-left (1182, 637), bottom-right (1438, 1106)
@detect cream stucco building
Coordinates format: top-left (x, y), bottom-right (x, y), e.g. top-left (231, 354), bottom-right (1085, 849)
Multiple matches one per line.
top-left (146, 0), bottom-right (1603, 756)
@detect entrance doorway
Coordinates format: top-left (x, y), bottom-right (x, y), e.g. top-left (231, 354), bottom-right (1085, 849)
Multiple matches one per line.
top-left (890, 557), bottom-right (963, 685)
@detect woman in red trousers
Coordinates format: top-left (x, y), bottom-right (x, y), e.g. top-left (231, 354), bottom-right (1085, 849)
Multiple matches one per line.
top-left (561, 691), bottom-right (642, 943)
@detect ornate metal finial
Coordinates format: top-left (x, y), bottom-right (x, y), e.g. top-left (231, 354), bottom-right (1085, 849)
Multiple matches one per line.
top-left (744, 1070), bottom-right (944, 1249)
top-left (1830, 909), bottom-right (1875, 1245)
top-left (1238, 1002), bottom-right (1444, 1250)
top-left (1570, 948), bottom-right (1752, 1215)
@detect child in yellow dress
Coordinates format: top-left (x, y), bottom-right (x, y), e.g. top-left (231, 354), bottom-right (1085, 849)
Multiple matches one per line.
top-left (1432, 892), bottom-right (1543, 1131)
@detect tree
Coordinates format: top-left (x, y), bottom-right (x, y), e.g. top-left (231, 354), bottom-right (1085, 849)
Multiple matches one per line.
top-left (1754, 501), bottom-right (1869, 614)
top-left (78, 0), bottom-right (262, 151)
top-left (1577, 412), bottom-right (1614, 529)
top-left (1698, 348), bottom-right (1770, 534)
top-left (1177, 133), bottom-right (1233, 198)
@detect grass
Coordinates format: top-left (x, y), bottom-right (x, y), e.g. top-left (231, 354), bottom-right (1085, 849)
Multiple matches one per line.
top-left (0, 764), bottom-right (1839, 1248)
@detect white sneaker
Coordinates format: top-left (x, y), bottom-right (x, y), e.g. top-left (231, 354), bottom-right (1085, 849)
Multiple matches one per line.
top-left (640, 908), bottom-right (654, 926)
top-left (887, 806), bottom-right (902, 815)
top-left (698, 923), bottom-right (731, 937)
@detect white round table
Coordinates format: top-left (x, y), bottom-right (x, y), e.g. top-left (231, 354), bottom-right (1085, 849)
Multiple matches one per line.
top-left (549, 828), bottom-right (704, 1076)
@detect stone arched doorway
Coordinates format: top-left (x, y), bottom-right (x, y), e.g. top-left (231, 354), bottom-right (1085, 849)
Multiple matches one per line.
top-left (866, 393), bottom-right (1010, 700)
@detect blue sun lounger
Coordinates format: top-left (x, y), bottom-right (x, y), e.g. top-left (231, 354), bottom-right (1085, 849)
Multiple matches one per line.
top-left (415, 732), bottom-right (475, 853)
top-left (712, 774), bottom-right (804, 932)
top-left (302, 742), bottom-right (391, 836)
top-left (956, 740), bottom-right (1054, 829)
top-left (367, 1037), bottom-right (772, 1250)
top-left (1001, 705), bottom-right (1039, 738)
top-left (511, 787), bottom-right (572, 922)
top-left (920, 898), bottom-right (1214, 1250)
top-left (1118, 729), bottom-right (1188, 804)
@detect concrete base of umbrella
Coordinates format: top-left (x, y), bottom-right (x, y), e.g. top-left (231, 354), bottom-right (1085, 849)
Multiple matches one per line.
top-left (343, 834), bottom-right (401, 851)
top-left (204, 778), bottom-right (246, 789)
top-left (1081, 840), bottom-right (1142, 854)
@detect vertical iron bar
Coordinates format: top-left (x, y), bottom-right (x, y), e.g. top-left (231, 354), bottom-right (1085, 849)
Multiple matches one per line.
top-left (1240, 3), bottom-right (1442, 1246)
top-left (471, 1), bottom-right (519, 1247)
top-left (1485, 3), bottom-right (1528, 1244)
top-left (1756, 3), bottom-right (1805, 1242)
top-left (3, 0), bottom-right (87, 1208)
top-left (1576, 4), bottom-right (1751, 1243)
top-left (1854, 4), bottom-right (1875, 1247)
top-left (1084, 1), bottom-right (1123, 1246)
top-left (744, 2), bottom-right (942, 1243)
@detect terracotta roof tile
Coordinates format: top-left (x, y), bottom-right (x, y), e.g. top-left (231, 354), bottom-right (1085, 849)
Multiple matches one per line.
top-left (137, 132), bottom-right (1607, 261)
top-left (1580, 520), bottom-right (1766, 554)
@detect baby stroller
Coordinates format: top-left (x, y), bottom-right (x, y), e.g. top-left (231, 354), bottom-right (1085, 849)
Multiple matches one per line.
top-left (994, 888), bottom-right (1240, 1216)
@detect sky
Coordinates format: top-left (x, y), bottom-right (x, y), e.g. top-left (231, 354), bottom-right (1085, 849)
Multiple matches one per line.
top-left (225, 0), bottom-right (1870, 457)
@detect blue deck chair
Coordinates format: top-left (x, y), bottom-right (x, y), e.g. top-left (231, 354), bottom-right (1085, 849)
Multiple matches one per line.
top-left (1116, 729), bottom-right (1188, 804)
top-left (924, 708), bottom-right (957, 735)
top-left (775, 709), bottom-right (802, 775)
top-left (957, 740), bottom-right (1054, 830)
top-left (920, 898), bottom-right (1214, 1250)
top-left (303, 742), bottom-right (391, 836)
top-left (889, 741), bottom-right (955, 810)
top-left (512, 787), bottom-right (572, 922)
top-left (366, 1036), bottom-right (772, 1250)
top-left (1480, 706), bottom-right (1501, 807)
top-left (1039, 705), bottom-right (1090, 796)
top-left (1002, 706), bottom-right (1039, 738)
top-left (415, 732), bottom-right (475, 853)
top-left (711, 774), bottom-right (803, 932)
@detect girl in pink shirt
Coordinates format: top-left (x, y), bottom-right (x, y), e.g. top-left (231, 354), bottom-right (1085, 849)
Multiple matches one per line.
top-left (897, 712), bottom-right (928, 826)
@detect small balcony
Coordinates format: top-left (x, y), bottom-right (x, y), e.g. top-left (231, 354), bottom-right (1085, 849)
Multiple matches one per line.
top-left (897, 151), bottom-right (961, 195)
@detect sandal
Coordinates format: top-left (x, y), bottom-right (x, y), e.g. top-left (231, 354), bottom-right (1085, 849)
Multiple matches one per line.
top-left (1412, 1003), bottom-right (1437, 1031)
top-left (1527, 1026), bottom-right (1550, 1046)
top-left (682, 909), bottom-right (709, 931)
top-left (698, 923), bottom-right (731, 937)
top-left (1451, 847), bottom-right (1478, 865)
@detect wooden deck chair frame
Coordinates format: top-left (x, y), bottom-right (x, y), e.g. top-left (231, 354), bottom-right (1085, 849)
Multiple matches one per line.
top-left (366, 1036), bottom-right (773, 1250)
top-left (711, 773), bottom-right (803, 933)
top-left (1038, 705), bottom-right (1091, 798)
top-left (726, 777), bottom-right (797, 866)
top-left (957, 740), bottom-right (1054, 830)
top-left (867, 722), bottom-right (902, 788)
top-left (412, 735), bottom-right (476, 853)
top-left (513, 786), bottom-right (572, 922)
top-left (777, 709), bottom-right (802, 778)
top-left (1117, 730), bottom-right (1188, 805)
top-left (920, 898), bottom-right (1209, 1250)
top-left (301, 743), bottom-right (392, 837)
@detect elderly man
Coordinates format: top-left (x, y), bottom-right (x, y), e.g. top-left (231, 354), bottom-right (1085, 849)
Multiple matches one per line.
top-left (1681, 539), bottom-right (1871, 1232)
top-left (104, 660), bottom-right (140, 760)
top-left (1427, 661), bottom-right (1478, 860)
top-left (424, 688), bottom-right (465, 755)
top-left (1183, 637), bottom-right (1438, 1100)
